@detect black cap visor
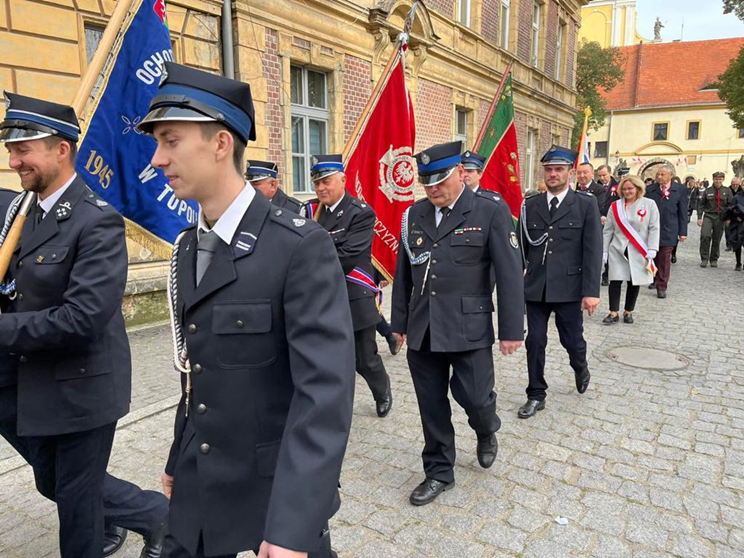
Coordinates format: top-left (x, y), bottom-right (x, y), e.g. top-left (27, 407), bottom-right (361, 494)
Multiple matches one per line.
top-left (137, 105), bottom-right (218, 135)
top-left (419, 166), bottom-right (456, 187)
top-left (0, 121), bottom-right (57, 143)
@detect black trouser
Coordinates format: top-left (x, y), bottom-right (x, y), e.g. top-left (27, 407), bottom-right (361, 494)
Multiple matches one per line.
top-left (25, 422), bottom-right (117, 558)
top-left (354, 325), bottom-right (390, 401)
top-left (525, 301), bottom-right (588, 402)
top-left (608, 281), bottom-right (640, 313)
top-left (162, 527), bottom-right (335, 558)
top-left (725, 222), bottom-right (733, 248)
top-left (376, 314), bottom-right (392, 338)
top-left (736, 247), bottom-right (742, 265)
top-left (0, 385), bottom-right (169, 539)
top-left (407, 331), bottom-right (500, 484)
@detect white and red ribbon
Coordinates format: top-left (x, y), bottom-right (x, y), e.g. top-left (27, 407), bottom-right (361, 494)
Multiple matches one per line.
top-left (612, 200), bottom-right (657, 276)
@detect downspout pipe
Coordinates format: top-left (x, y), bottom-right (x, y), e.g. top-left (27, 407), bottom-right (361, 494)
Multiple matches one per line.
top-left (222, 0), bottom-right (234, 78)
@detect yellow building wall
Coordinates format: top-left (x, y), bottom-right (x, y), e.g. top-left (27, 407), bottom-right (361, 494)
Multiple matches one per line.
top-left (589, 106), bottom-right (744, 181)
top-left (579, 5), bottom-right (613, 47)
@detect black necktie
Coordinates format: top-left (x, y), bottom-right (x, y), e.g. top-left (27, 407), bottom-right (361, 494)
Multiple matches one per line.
top-left (33, 204), bottom-right (44, 229)
top-left (196, 231), bottom-right (221, 286)
top-left (438, 207), bottom-right (451, 228)
top-left (549, 197), bottom-right (559, 218)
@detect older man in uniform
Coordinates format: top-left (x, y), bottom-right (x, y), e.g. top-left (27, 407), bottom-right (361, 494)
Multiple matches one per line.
top-left (391, 141), bottom-right (524, 505)
top-left (697, 171), bottom-right (733, 267)
top-left (461, 150), bottom-right (488, 192)
top-left (302, 155), bottom-right (393, 418)
top-left (0, 93), bottom-right (169, 557)
top-left (518, 146), bottom-right (602, 419)
top-left (140, 62), bottom-right (354, 558)
top-left (245, 160), bottom-right (303, 214)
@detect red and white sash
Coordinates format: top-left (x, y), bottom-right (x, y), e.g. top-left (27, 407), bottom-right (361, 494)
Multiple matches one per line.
top-left (611, 200), bottom-right (658, 276)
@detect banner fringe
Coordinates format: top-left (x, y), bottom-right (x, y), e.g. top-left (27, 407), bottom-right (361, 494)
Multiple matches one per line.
top-left (125, 218), bottom-right (173, 261)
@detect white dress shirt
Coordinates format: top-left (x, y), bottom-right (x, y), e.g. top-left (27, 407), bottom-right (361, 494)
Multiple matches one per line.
top-left (435, 185), bottom-right (466, 226)
top-left (197, 182), bottom-right (256, 244)
top-left (547, 187), bottom-right (569, 211)
top-left (38, 173), bottom-right (77, 218)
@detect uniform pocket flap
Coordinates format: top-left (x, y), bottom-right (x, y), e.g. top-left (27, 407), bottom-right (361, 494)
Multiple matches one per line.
top-left (55, 352), bottom-right (111, 381)
top-left (567, 266), bottom-right (582, 275)
top-left (529, 222), bottom-right (545, 229)
top-left (33, 246), bottom-right (69, 264)
top-left (558, 221), bottom-right (581, 229)
top-left (256, 439), bottom-right (282, 477)
top-left (461, 295), bottom-right (494, 314)
top-left (451, 232), bottom-right (484, 247)
top-left (213, 301), bottom-right (272, 334)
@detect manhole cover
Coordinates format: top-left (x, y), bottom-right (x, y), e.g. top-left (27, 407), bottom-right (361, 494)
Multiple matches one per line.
top-left (605, 346), bottom-right (691, 371)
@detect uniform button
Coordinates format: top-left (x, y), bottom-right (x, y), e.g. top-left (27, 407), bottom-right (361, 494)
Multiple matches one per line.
top-left (18, 261), bottom-right (23, 268)
top-left (18, 293), bottom-right (23, 301)
top-left (549, 238), bottom-right (554, 242)
top-left (548, 251), bottom-right (553, 255)
top-left (432, 259), bottom-right (437, 265)
top-left (433, 243), bottom-right (438, 248)
top-left (188, 324), bottom-right (197, 334)
top-left (51, 254), bottom-right (56, 259)
top-left (79, 368), bottom-right (86, 374)
top-left (193, 363), bottom-right (203, 374)
top-left (549, 226), bottom-right (553, 230)
top-left (431, 275), bottom-right (437, 280)
top-left (197, 404), bottom-right (207, 415)
top-left (236, 320), bottom-right (244, 328)
top-left (465, 239), bottom-right (470, 243)
top-left (19, 356), bottom-right (27, 363)
top-left (200, 443), bottom-right (210, 454)
top-left (431, 291), bottom-right (437, 296)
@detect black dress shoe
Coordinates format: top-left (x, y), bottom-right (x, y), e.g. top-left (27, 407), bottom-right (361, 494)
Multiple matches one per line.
top-left (648, 283), bottom-right (656, 290)
top-left (409, 477), bottom-right (454, 506)
top-left (623, 313), bottom-right (634, 324)
top-left (517, 399), bottom-right (545, 419)
top-left (601, 276), bottom-right (609, 286)
top-left (700, 260), bottom-right (708, 268)
top-left (104, 525), bottom-right (127, 557)
top-left (671, 255), bottom-right (677, 264)
top-left (575, 366), bottom-right (591, 394)
top-left (710, 260), bottom-right (718, 268)
top-left (476, 434), bottom-right (498, 469)
top-left (736, 263), bottom-right (742, 271)
top-left (657, 290), bottom-right (667, 299)
top-left (376, 389), bottom-right (393, 418)
top-left (139, 521), bottom-right (166, 558)
top-left (602, 313), bottom-right (619, 325)
top-left (385, 333), bottom-right (401, 356)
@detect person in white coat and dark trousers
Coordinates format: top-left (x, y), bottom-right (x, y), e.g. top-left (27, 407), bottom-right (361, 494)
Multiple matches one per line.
top-left (602, 175), bottom-right (660, 324)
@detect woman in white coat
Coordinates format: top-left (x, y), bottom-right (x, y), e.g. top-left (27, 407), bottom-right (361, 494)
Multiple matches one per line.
top-left (602, 175), bottom-right (660, 324)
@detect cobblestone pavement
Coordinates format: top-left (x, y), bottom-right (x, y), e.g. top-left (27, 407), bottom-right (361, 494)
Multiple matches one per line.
top-left (1, 224), bottom-right (743, 557)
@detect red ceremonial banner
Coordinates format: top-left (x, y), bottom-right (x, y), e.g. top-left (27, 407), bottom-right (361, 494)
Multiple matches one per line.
top-left (344, 57), bottom-right (416, 281)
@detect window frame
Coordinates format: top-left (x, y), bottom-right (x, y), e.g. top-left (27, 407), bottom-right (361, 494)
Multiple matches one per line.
top-left (555, 21), bottom-right (566, 81)
top-left (531, 1), bottom-right (541, 68)
top-left (686, 120), bottom-right (701, 141)
top-left (594, 141), bottom-right (608, 159)
top-left (454, 108), bottom-right (470, 146)
top-left (739, 128), bottom-right (744, 139)
top-left (457, 0), bottom-right (471, 27)
top-left (526, 128), bottom-right (538, 189)
top-left (290, 65), bottom-right (330, 194)
top-left (499, 0), bottom-right (511, 50)
top-left (652, 121), bottom-right (670, 142)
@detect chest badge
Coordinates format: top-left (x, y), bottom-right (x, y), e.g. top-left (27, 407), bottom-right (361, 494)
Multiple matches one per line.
top-left (416, 237), bottom-right (423, 246)
top-left (509, 232), bottom-right (519, 249)
top-left (36, 255), bottom-right (45, 263)
top-left (336, 210), bottom-right (344, 218)
top-left (293, 218), bottom-right (306, 227)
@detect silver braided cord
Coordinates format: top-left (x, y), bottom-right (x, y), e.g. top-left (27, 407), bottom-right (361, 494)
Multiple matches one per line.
top-left (0, 193), bottom-right (25, 297)
top-left (519, 199), bottom-right (549, 268)
top-left (401, 207), bottom-right (430, 266)
top-left (167, 230), bottom-right (190, 374)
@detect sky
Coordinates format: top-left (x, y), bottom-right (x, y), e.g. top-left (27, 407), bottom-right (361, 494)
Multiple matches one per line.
top-left (634, 0), bottom-right (744, 42)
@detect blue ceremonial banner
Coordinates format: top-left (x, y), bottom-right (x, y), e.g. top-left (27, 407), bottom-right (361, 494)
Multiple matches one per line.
top-left (76, 0), bottom-right (197, 253)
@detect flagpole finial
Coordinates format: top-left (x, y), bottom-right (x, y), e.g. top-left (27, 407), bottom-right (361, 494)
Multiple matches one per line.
top-left (584, 106), bottom-right (592, 118)
top-left (403, 1), bottom-right (420, 37)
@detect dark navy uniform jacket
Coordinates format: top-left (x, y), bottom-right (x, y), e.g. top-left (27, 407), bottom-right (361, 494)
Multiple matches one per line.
top-left (0, 176), bottom-right (131, 436)
top-left (391, 186), bottom-right (524, 352)
top-left (270, 188), bottom-right (303, 214)
top-left (520, 188), bottom-right (603, 303)
top-left (305, 191), bottom-right (380, 331)
top-left (166, 192), bottom-right (355, 556)
top-left (577, 180), bottom-right (608, 214)
top-left (645, 182), bottom-right (688, 247)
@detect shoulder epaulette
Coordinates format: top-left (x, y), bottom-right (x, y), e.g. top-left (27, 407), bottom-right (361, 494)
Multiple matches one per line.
top-left (350, 198), bottom-right (370, 210)
top-left (477, 191), bottom-right (503, 204)
top-left (269, 207), bottom-right (315, 236)
top-left (83, 191), bottom-right (115, 211)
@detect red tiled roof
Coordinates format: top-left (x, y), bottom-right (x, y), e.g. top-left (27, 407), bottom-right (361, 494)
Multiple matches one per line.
top-left (601, 38), bottom-right (744, 110)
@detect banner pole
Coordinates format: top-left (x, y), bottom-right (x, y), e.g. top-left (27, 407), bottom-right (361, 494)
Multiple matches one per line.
top-left (72, 0), bottom-right (135, 117)
top-left (473, 61), bottom-right (513, 152)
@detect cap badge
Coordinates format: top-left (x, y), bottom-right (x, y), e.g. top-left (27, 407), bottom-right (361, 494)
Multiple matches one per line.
top-left (3, 93), bottom-right (10, 110)
top-left (464, 151), bottom-right (471, 157)
top-left (311, 156), bottom-right (318, 167)
top-left (246, 161), bottom-right (251, 169)
top-left (158, 64), bottom-right (168, 86)
top-left (421, 153), bottom-right (430, 165)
